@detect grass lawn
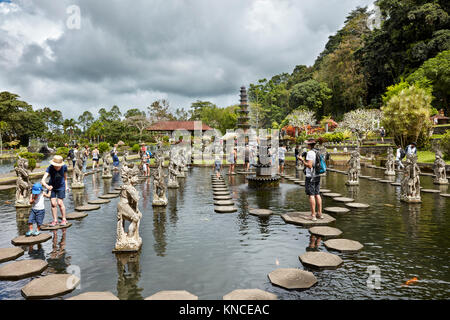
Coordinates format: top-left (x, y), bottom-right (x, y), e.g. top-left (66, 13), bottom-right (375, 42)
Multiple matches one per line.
top-left (417, 150), bottom-right (450, 164)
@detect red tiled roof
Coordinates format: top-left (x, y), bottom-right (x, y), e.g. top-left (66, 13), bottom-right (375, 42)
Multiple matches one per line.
top-left (147, 121), bottom-right (213, 131)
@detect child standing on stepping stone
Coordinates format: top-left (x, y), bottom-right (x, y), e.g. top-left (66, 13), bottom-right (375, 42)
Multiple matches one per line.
top-left (26, 183), bottom-right (51, 236)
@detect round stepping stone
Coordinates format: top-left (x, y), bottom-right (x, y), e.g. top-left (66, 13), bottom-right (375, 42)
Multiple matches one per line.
top-left (391, 182), bottom-right (401, 186)
top-left (212, 188), bottom-right (229, 192)
top-left (268, 268), bottom-right (317, 290)
top-left (249, 208), bottom-right (273, 217)
top-left (322, 193), bottom-right (342, 197)
top-left (145, 290), bottom-right (198, 300)
top-left (75, 204), bottom-right (101, 211)
top-left (359, 175), bottom-right (371, 179)
top-left (213, 191), bottom-right (230, 196)
top-left (98, 194), bottom-right (119, 199)
top-left (88, 199), bottom-right (111, 204)
top-left (299, 251), bottom-right (343, 269)
top-left (40, 222), bottom-right (72, 231)
top-left (368, 178), bottom-right (381, 181)
top-left (114, 187), bottom-right (122, 191)
top-left (320, 189), bottom-right (331, 193)
top-left (214, 200), bottom-right (235, 206)
top-left (421, 189), bottom-right (440, 193)
top-left (378, 179), bottom-right (393, 183)
top-left (0, 259), bottom-right (48, 280)
top-left (212, 182), bottom-right (226, 186)
top-left (308, 226), bottom-right (342, 238)
top-left (108, 190), bottom-right (121, 195)
top-left (0, 247), bottom-right (24, 263)
top-left (324, 207), bottom-right (350, 214)
top-left (281, 212), bottom-right (335, 226)
top-left (21, 274), bottom-right (80, 299)
top-left (440, 193), bottom-right (450, 197)
top-left (332, 197), bottom-right (354, 203)
top-left (213, 195), bottom-right (232, 201)
top-left (345, 202), bottom-right (370, 209)
top-left (59, 212), bottom-right (88, 220)
top-left (223, 289), bottom-right (277, 300)
top-left (324, 239), bottom-right (364, 252)
top-left (67, 291), bottom-right (119, 300)
top-left (214, 206), bottom-right (237, 213)
top-left (11, 233), bottom-right (52, 246)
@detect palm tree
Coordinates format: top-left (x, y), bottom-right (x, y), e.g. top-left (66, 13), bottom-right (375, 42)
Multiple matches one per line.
top-left (63, 119), bottom-right (78, 140)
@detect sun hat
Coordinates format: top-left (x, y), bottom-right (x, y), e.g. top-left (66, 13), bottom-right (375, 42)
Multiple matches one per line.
top-left (50, 155), bottom-right (64, 167)
top-left (32, 183), bottom-right (43, 195)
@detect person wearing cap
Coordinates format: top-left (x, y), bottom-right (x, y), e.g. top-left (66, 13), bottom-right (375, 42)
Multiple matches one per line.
top-left (406, 142), bottom-right (417, 156)
top-left (41, 155), bottom-right (69, 226)
top-left (26, 183), bottom-right (51, 236)
top-left (300, 139), bottom-right (323, 221)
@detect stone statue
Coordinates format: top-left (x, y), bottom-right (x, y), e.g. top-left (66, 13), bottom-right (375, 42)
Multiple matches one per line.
top-left (71, 151), bottom-right (85, 188)
top-left (167, 157), bottom-right (179, 189)
top-left (401, 154), bottom-right (421, 202)
top-left (114, 165), bottom-right (142, 252)
top-left (346, 149), bottom-right (360, 186)
top-left (385, 147), bottom-right (396, 176)
top-left (433, 150), bottom-right (448, 185)
top-left (152, 153), bottom-right (168, 206)
top-left (14, 157), bottom-right (32, 207)
top-left (123, 151), bottom-right (129, 166)
top-left (102, 152), bottom-right (113, 178)
top-left (177, 149), bottom-right (186, 178)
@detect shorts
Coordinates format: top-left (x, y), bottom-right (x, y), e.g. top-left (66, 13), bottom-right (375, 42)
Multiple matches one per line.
top-left (279, 159), bottom-right (285, 165)
top-left (305, 176), bottom-right (321, 196)
top-left (93, 158), bottom-right (99, 162)
top-left (28, 209), bottom-right (45, 226)
top-left (245, 157), bottom-right (249, 164)
top-left (229, 158), bottom-right (235, 164)
top-left (214, 160), bottom-right (221, 172)
top-left (51, 189), bottom-right (66, 199)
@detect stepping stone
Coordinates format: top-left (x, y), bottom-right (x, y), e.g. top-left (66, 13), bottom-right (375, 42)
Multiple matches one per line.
top-left (212, 188), bottom-right (229, 192)
top-left (213, 195), bottom-right (232, 201)
top-left (223, 289), bottom-right (277, 300)
top-left (421, 189), bottom-right (440, 193)
top-left (213, 191), bottom-right (230, 196)
top-left (21, 274), bottom-right (80, 299)
top-left (114, 187), bottom-right (122, 191)
top-left (98, 194), bottom-right (119, 199)
top-left (214, 206), bottom-right (237, 213)
top-left (345, 202), bottom-right (370, 209)
top-left (268, 268), bottom-right (317, 290)
top-left (108, 190), bottom-right (121, 195)
top-left (88, 199), bottom-right (111, 204)
top-left (67, 291), bottom-right (119, 300)
top-left (320, 189), bottom-right (331, 193)
top-left (332, 197), bottom-right (354, 203)
top-left (11, 233), bottom-right (52, 246)
top-left (281, 212), bottom-right (335, 226)
top-left (0, 259), bottom-right (48, 280)
top-left (59, 212), bottom-right (88, 220)
top-left (324, 239), bottom-right (364, 253)
top-left (368, 178), bottom-right (381, 181)
top-left (249, 208), bottom-right (273, 217)
top-left (391, 182), bottom-right (401, 186)
top-left (145, 290), bottom-right (198, 300)
top-left (294, 180), bottom-right (302, 184)
top-left (322, 193), bottom-right (342, 197)
top-left (308, 226), bottom-right (342, 238)
top-left (378, 179), bottom-right (393, 183)
top-left (440, 193), bottom-right (450, 197)
top-left (75, 204), bottom-right (101, 211)
top-left (359, 175), bottom-right (371, 179)
top-left (299, 251), bottom-right (343, 269)
top-left (214, 200), bottom-right (234, 206)
top-left (324, 207), bottom-right (350, 214)
top-left (0, 247), bottom-right (24, 263)
top-left (40, 222), bottom-right (72, 231)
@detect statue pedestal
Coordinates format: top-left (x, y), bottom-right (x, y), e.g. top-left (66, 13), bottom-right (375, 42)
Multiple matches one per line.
top-left (401, 195), bottom-right (421, 203)
top-left (152, 197), bottom-right (168, 206)
top-left (384, 171), bottom-right (396, 176)
top-left (177, 172), bottom-right (186, 178)
top-left (15, 202), bottom-right (31, 208)
top-left (433, 178), bottom-right (449, 185)
top-left (102, 174), bottom-right (112, 179)
top-left (112, 243), bottom-right (142, 253)
top-left (345, 180), bottom-right (359, 186)
top-left (167, 181), bottom-right (179, 189)
top-left (71, 182), bottom-right (85, 189)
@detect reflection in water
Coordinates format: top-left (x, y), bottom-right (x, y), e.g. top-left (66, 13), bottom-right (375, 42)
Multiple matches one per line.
top-left (112, 171), bottom-right (120, 184)
top-left (141, 178), bottom-right (151, 211)
top-left (236, 189), bottom-right (249, 233)
top-left (167, 188), bottom-right (178, 226)
top-left (103, 178), bottom-right (112, 194)
top-left (306, 234), bottom-right (322, 252)
top-left (153, 207), bottom-right (167, 256)
top-left (46, 229), bottom-right (71, 273)
top-left (256, 216), bottom-right (270, 236)
top-left (15, 208), bottom-right (30, 235)
top-left (400, 203), bottom-right (421, 239)
top-left (115, 251), bottom-right (143, 300)
top-left (347, 185), bottom-right (359, 199)
top-left (71, 189), bottom-right (86, 207)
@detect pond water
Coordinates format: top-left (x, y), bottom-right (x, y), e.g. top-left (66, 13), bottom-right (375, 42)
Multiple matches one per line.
top-left (0, 156), bottom-right (51, 175)
top-left (0, 166), bottom-right (449, 300)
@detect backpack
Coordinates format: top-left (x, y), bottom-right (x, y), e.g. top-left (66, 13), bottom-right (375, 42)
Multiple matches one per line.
top-left (68, 149), bottom-right (75, 159)
top-left (399, 148), bottom-right (406, 160)
top-left (314, 149), bottom-right (327, 175)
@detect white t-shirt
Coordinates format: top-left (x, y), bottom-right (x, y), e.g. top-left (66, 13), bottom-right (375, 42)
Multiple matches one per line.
top-left (32, 193), bottom-right (45, 210)
top-left (396, 148), bottom-right (402, 160)
top-left (305, 150), bottom-right (316, 178)
top-left (278, 147), bottom-right (287, 161)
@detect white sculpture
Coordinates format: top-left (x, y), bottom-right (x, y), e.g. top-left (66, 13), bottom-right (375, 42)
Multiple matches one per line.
top-left (346, 149), bottom-right (360, 186)
top-left (167, 155), bottom-right (179, 189)
top-left (401, 154), bottom-right (421, 203)
top-left (15, 157), bottom-right (32, 207)
top-left (433, 150), bottom-right (448, 185)
top-left (152, 153), bottom-right (168, 206)
top-left (102, 152), bottom-right (113, 178)
top-left (384, 147), bottom-right (396, 176)
top-left (71, 151), bottom-right (85, 188)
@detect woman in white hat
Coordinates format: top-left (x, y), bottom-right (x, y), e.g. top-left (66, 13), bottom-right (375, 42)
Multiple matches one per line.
top-left (41, 155), bottom-right (69, 226)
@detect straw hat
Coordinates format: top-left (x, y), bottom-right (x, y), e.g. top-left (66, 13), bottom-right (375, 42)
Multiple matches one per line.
top-left (50, 155), bottom-right (64, 167)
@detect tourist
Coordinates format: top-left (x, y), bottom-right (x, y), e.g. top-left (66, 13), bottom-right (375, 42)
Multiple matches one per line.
top-left (406, 142), bottom-right (417, 156)
top-left (244, 144), bottom-right (250, 171)
top-left (278, 144), bottom-right (287, 174)
top-left (214, 140), bottom-right (223, 178)
top-left (82, 145), bottom-right (90, 171)
top-left (380, 127), bottom-right (386, 143)
top-left (396, 145), bottom-right (405, 169)
top-left (67, 146), bottom-right (76, 168)
top-left (144, 148), bottom-right (152, 176)
top-left (295, 145), bottom-right (300, 167)
top-left (112, 149), bottom-right (120, 170)
top-left (228, 146), bottom-right (237, 174)
top-left (140, 143), bottom-right (146, 158)
top-left (92, 146), bottom-right (100, 170)
top-left (26, 183), bottom-right (51, 237)
top-left (41, 155), bottom-right (69, 226)
top-left (300, 139), bottom-right (323, 221)
top-left (72, 145), bottom-right (79, 168)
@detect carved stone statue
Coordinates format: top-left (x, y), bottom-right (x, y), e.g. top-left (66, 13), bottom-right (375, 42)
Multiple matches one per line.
top-left (177, 149), bottom-right (186, 178)
top-left (114, 165), bottom-right (142, 252)
top-left (167, 157), bottom-right (179, 189)
top-left (123, 151), bottom-right (129, 166)
top-left (152, 153), bottom-right (168, 206)
top-left (385, 147), bottom-right (396, 176)
top-left (433, 150), bottom-right (448, 185)
top-left (401, 154), bottom-right (421, 202)
top-left (15, 157), bottom-right (32, 207)
top-left (102, 152), bottom-right (113, 178)
top-left (71, 151), bottom-right (85, 188)
top-left (346, 149), bottom-right (360, 185)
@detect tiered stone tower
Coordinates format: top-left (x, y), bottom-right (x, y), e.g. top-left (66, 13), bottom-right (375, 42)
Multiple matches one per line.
top-left (237, 86), bottom-right (250, 132)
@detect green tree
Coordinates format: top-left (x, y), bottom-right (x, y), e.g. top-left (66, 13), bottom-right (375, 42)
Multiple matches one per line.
top-left (124, 108), bottom-right (146, 118)
top-left (289, 80), bottom-right (332, 112)
top-left (78, 111), bottom-right (94, 133)
top-left (148, 99), bottom-right (175, 123)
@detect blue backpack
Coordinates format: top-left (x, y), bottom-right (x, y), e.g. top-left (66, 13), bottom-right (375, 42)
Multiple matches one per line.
top-left (314, 149), bottom-right (327, 175)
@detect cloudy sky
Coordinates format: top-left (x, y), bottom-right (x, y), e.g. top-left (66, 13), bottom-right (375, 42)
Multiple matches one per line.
top-left (0, 0), bottom-right (374, 119)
